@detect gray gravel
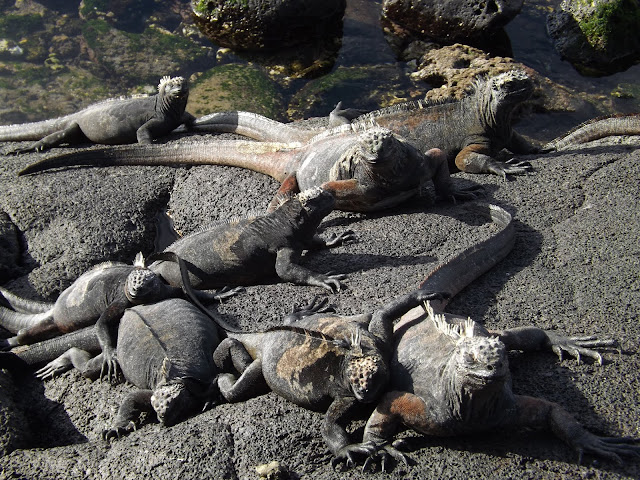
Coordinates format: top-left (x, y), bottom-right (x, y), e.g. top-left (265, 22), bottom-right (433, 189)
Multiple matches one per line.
top-left (0, 135), bottom-right (639, 479)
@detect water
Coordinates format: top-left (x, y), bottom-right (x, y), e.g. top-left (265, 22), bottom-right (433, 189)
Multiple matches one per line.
top-left (0, 0), bottom-right (638, 139)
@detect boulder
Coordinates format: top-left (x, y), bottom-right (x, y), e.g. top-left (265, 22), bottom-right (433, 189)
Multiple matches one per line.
top-left (547, 0), bottom-right (640, 76)
top-left (381, 0), bottom-right (524, 44)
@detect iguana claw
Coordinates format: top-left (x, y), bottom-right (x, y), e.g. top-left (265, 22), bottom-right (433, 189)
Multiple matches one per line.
top-left (35, 357), bottom-right (72, 380)
top-left (545, 332), bottom-right (618, 365)
top-left (324, 230), bottom-right (357, 248)
top-left (331, 441), bottom-right (377, 470)
top-left (573, 433), bottom-right (640, 465)
top-left (102, 420), bottom-right (137, 441)
top-left (100, 347), bottom-right (121, 383)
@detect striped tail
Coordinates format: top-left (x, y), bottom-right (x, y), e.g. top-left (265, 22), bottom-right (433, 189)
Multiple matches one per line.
top-left (186, 111), bottom-right (317, 143)
top-left (0, 117), bottom-right (70, 142)
top-left (542, 113), bottom-right (640, 152)
top-left (9, 326), bottom-right (99, 366)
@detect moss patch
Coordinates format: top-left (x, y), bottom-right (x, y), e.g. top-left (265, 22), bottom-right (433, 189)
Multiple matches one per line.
top-left (187, 64), bottom-right (285, 120)
top-left (577, 0), bottom-right (640, 52)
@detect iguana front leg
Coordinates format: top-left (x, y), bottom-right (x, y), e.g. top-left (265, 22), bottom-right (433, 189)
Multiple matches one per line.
top-left (455, 143), bottom-right (531, 179)
top-left (333, 390), bottom-right (425, 471)
top-left (103, 390), bottom-right (154, 440)
top-left (275, 247), bottom-right (346, 292)
top-left (369, 289), bottom-right (449, 350)
top-left (267, 173), bottom-right (300, 213)
top-left (513, 395), bottom-right (640, 464)
top-left (95, 296), bottom-right (131, 382)
top-left (494, 326), bottom-right (618, 365)
top-left (323, 396), bottom-right (363, 458)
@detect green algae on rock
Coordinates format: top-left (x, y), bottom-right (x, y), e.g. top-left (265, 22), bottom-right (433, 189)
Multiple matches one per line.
top-left (187, 63), bottom-right (285, 120)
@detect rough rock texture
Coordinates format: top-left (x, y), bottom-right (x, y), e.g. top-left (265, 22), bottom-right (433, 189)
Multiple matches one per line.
top-left (191, 0), bottom-right (346, 51)
top-left (0, 129), bottom-right (639, 478)
top-left (547, 0), bottom-right (640, 76)
top-left (381, 0), bottom-right (524, 44)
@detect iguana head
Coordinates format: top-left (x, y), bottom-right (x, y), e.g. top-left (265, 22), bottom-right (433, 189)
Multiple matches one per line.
top-left (124, 253), bottom-right (166, 303)
top-left (151, 381), bottom-right (199, 427)
top-left (484, 70), bottom-right (533, 106)
top-left (453, 336), bottom-right (508, 389)
top-left (428, 304), bottom-right (508, 390)
top-left (343, 328), bottom-right (389, 402)
top-left (158, 76), bottom-right (189, 103)
top-left (298, 186), bottom-right (336, 218)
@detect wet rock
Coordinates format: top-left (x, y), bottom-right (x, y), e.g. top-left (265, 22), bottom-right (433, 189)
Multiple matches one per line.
top-left (381, 0), bottom-right (524, 44)
top-left (80, 18), bottom-right (215, 84)
top-left (547, 0), bottom-right (640, 76)
top-left (287, 64), bottom-right (421, 120)
top-left (187, 64), bottom-right (285, 120)
top-left (191, 0), bottom-right (346, 52)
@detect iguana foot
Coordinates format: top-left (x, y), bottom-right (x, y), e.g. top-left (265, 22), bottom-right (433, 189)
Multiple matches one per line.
top-left (35, 356), bottom-right (73, 380)
top-left (313, 273), bottom-right (348, 293)
top-left (443, 184), bottom-right (485, 204)
top-left (284, 296), bottom-right (336, 324)
top-left (545, 332), bottom-right (619, 365)
top-left (202, 285), bottom-right (245, 302)
top-left (102, 420), bottom-right (137, 441)
top-left (486, 158), bottom-right (533, 179)
top-left (573, 433), bottom-right (640, 465)
top-left (330, 441), bottom-right (377, 470)
top-left (100, 347), bottom-right (121, 383)
top-left (324, 230), bottom-right (357, 248)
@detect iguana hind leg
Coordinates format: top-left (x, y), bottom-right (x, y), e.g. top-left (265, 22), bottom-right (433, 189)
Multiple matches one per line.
top-left (214, 337), bottom-right (269, 402)
top-left (10, 123), bottom-right (85, 154)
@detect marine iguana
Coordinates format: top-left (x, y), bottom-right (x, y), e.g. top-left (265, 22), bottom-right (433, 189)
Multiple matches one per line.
top-left (542, 112), bottom-right (640, 152)
top-left (0, 253), bottom-right (237, 377)
top-left (149, 187), bottom-right (352, 290)
top-left (330, 211), bottom-right (636, 469)
top-left (15, 298), bottom-right (223, 438)
top-left (19, 124), bottom-right (482, 213)
top-left (212, 290), bottom-right (447, 457)
top-left (0, 76), bottom-right (194, 153)
top-left (180, 70), bottom-right (538, 178)
top-left (209, 202), bottom-right (508, 458)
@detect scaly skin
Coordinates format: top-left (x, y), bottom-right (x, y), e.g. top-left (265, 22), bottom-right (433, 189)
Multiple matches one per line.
top-left (27, 298), bottom-right (222, 438)
top-left (0, 76), bottom-right (194, 153)
top-left (150, 187), bottom-right (352, 292)
top-left (213, 291), bottom-right (446, 457)
top-left (332, 205), bottom-right (637, 470)
top-left (0, 253), bottom-right (237, 377)
top-left (187, 70), bottom-right (537, 178)
top-left (542, 112), bottom-right (640, 152)
top-left (19, 126), bottom-right (482, 213)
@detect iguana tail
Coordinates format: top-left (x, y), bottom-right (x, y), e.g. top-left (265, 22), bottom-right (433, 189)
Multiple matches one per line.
top-left (419, 203), bottom-right (515, 312)
top-left (18, 141), bottom-right (300, 181)
top-left (0, 117), bottom-right (71, 142)
top-left (0, 306), bottom-right (53, 334)
top-left (542, 112), bottom-right (640, 152)
top-left (183, 111), bottom-right (317, 143)
top-left (3, 326), bottom-right (99, 367)
top-left (0, 287), bottom-right (54, 313)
